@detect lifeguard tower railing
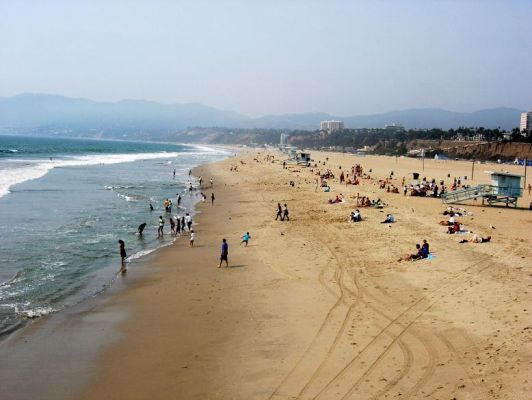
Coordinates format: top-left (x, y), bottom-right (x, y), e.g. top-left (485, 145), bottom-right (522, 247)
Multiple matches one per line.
top-left (442, 184), bottom-right (522, 207)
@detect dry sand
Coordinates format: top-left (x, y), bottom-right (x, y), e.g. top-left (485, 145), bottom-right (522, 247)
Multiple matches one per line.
top-left (77, 151), bottom-right (531, 400)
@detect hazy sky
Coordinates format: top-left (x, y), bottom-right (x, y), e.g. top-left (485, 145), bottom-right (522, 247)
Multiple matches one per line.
top-left (1, 0), bottom-right (531, 116)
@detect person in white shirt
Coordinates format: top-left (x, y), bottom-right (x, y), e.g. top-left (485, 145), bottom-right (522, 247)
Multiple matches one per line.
top-left (185, 213), bottom-right (192, 231)
top-left (190, 230), bottom-right (195, 247)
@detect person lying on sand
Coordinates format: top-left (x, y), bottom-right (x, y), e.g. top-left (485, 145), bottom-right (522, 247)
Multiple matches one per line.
top-left (329, 194), bottom-right (343, 204)
top-left (459, 233), bottom-right (491, 244)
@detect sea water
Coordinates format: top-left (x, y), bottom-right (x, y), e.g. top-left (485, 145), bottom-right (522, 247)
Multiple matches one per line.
top-left (0, 135), bottom-right (229, 337)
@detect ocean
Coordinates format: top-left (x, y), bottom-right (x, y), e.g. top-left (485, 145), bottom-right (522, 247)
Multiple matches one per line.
top-left (0, 135), bottom-right (229, 338)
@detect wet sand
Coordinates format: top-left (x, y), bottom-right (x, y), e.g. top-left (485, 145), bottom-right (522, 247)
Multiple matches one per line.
top-left (2, 151), bottom-right (531, 400)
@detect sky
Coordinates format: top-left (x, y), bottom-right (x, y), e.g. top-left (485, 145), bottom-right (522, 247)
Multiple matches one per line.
top-left (1, 0), bottom-right (531, 117)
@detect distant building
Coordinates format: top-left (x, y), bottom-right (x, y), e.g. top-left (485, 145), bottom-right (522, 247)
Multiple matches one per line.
top-left (320, 120), bottom-right (344, 133)
top-left (384, 123), bottom-right (405, 133)
top-left (471, 133), bottom-right (486, 142)
top-left (280, 133), bottom-right (289, 146)
top-left (520, 111), bottom-right (532, 136)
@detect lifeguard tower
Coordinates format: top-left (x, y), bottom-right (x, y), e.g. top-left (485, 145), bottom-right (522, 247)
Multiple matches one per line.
top-left (482, 172), bottom-right (523, 207)
top-left (442, 171), bottom-right (523, 208)
top-left (297, 151), bottom-right (311, 165)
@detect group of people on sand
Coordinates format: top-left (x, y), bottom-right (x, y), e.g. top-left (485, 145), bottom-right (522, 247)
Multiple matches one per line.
top-left (355, 195), bottom-right (385, 208)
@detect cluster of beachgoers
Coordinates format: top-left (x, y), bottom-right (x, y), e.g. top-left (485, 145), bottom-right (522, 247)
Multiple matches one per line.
top-left (256, 151), bottom-right (501, 268)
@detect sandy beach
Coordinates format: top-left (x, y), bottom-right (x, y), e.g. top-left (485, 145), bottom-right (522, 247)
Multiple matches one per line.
top-left (2, 150), bottom-right (531, 400)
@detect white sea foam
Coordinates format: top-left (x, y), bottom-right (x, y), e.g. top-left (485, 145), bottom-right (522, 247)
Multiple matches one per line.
top-left (126, 238), bottom-right (176, 262)
top-left (0, 151), bottom-right (180, 198)
top-left (16, 306), bottom-right (56, 319)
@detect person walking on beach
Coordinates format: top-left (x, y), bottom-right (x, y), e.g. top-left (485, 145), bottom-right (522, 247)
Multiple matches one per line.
top-left (218, 238), bottom-right (229, 268)
top-left (181, 216), bottom-right (186, 232)
top-left (282, 203), bottom-right (290, 221)
top-left (118, 240), bottom-right (127, 273)
top-left (158, 216), bottom-right (165, 237)
top-left (210, 177), bottom-right (214, 187)
top-left (275, 203), bottom-right (282, 220)
top-left (190, 230), bottom-right (195, 247)
top-left (211, 192), bottom-right (215, 205)
top-left (240, 232), bottom-right (251, 247)
top-left (199, 176), bottom-right (203, 187)
top-left (185, 213), bottom-right (192, 231)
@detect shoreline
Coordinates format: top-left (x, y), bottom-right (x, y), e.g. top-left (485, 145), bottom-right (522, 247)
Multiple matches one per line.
top-left (1, 150), bottom-right (530, 400)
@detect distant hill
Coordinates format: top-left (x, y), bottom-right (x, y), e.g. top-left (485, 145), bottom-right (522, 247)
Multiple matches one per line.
top-left (0, 93), bottom-right (247, 131)
top-left (0, 93), bottom-right (523, 135)
top-left (246, 108), bottom-right (522, 130)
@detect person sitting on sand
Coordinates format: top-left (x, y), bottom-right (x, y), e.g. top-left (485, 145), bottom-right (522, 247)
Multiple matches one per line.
top-left (398, 243), bottom-right (426, 261)
top-left (350, 209), bottom-right (362, 222)
top-left (381, 214), bottom-right (395, 223)
top-left (422, 239), bottom-right (429, 255)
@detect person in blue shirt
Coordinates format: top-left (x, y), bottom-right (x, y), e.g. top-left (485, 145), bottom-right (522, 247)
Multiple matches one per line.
top-left (381, 214), bottom-right (395, 223)
top-left (240, 232), bottom-right (251, 247)
top-left (219, 238), bottom-right (229, 268)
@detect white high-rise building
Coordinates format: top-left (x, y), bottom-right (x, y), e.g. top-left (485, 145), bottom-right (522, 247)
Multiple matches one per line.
top-left (320, 120), bottom-right (344, 133)
top-left (280, 133), bottom-right (289, 146)
top-left (520, 111), bottom-right (532, 136)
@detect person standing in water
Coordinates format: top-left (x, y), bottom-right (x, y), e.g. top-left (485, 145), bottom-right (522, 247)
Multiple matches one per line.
top-left (118, 240), bottom-right (127, 273)
top-left (158, 216), bottom-right (165, 237)
top-left (175, 216), bottom-right (181, 234)
top-left (170, 217), bottom-right (175, 235)
top-left (185, 213), bottom-right (192, 231)
top-left (149, 203), bottom-right (154, 211)
top-left (181, 216), bottom-right (186, 232)
top-left (218, 238), bottom-right (229, 268)
top-left (176, 193), bottom-right (181, 207)
top-left (138, 222), bottom-right (147, 235)
top-left (173, 169), bottom-right (176, 179)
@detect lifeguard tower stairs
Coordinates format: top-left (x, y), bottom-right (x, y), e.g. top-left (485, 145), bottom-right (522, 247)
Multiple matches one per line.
top-left (442, 172), bottom-right (523, 208)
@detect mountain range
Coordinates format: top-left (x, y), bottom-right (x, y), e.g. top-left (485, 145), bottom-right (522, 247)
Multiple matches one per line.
top-left (0, 93), bottom-right (523, 133)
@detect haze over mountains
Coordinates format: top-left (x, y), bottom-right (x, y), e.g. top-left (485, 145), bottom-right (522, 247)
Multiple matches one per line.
top-left (0, 94), bottom-right (523, 134)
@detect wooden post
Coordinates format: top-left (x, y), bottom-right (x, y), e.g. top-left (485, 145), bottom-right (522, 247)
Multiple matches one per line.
top-left (471, 158), bottom-right (475, 181)
top-left (422, 149), bottom-right (425, 172)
